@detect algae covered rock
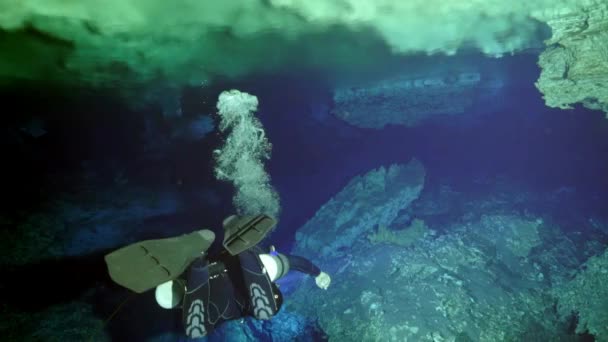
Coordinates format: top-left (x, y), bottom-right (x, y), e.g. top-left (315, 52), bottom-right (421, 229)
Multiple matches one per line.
top-left (289, 160), bottom-right (574, 341)
top-left (534, 1), bottom-right (608, 117)
top-left (332, 72), bottom-right (485, 129)
top-left (294, 158), bottom-right (425, 257)
top-left (554, 247), bottom-right (608, 340)
top-left (290, 212), bottom-right (566, 341)
top-left (0, 0), bottom-right (577, 102)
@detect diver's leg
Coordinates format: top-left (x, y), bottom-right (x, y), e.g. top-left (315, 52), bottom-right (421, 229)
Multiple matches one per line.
top-left (182, 257), bottom-right (212, 338)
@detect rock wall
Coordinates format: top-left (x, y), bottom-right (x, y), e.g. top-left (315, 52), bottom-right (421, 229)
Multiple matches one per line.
top-left (534, 1), bottom-right (608, 117)
top-left (294, 159), bottom-right (425, 257)
top-left (554, 247), bottom-right (608, 340)
top-left (332, 72), bottom-right (489, 129)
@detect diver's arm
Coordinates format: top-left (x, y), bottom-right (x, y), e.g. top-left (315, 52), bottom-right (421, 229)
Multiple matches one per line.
top-left (259, 250), bottom-right (331, 289)
top-left (285, 254), bottom-right (321, 276)
top-left (285, 254), bottom-right (331, 290)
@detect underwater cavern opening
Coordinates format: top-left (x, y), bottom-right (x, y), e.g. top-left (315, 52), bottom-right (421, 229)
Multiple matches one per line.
top-left (2, 1), bottom-right (608, 340)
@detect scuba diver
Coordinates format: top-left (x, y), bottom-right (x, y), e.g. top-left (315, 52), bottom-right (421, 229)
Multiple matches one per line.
top-left (104, 214), bottom-right (331, 338)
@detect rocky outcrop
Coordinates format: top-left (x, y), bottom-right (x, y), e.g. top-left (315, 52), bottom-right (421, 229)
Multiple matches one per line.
top-left (290, 209), bottom-right (578, 341)
top-left (0, 186), bottom-right (182, 267)
top-left (534, 1), bottom-right (608, 117)
top-left (332, 72), bottom-right (489, 128)
top-left (0, 301), bottom-right (108, 341)
top-left (293, 159), bottom-right (426, 257)
top-left (287, 168), bottom-right (608, 341)
top-left (554, 247), bottom-right (608, 340)
top-left (0, 1), bottom-right (572, 104)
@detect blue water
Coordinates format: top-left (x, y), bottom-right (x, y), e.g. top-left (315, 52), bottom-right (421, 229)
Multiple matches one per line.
top-left (1, 50), bottom-right (607, 341)
top-left (250, 55), bottom-right (608, 249)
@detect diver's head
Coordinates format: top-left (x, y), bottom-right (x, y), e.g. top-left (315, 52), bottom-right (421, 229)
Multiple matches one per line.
top-left (259, 251), bottom-right (290, 282)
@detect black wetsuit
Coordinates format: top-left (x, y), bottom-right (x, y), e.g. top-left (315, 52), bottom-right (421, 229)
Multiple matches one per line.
top-left (180, 247), bottom-right (320, 338)
top-left (287, 255), bottom-right (321, 277)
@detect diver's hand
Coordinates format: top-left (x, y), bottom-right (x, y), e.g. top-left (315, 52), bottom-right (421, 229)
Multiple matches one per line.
top-left (315, 271), bottom-right (331, 290)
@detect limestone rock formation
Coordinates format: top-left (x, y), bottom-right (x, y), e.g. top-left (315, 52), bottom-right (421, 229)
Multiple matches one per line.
top-left (534, 1), bottom-right (608, 117)
top-left (332, 72), bottom-right (488, 128)
top-left (294, 159), bottom-right (426, 257)
top-left (554, 247), bottom-right (608, 340)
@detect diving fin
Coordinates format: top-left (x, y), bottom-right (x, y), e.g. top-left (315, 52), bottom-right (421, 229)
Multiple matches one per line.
top-left (222, 214), bottom-right (276, 256)
top-left (105, 229), bottom-right (216, 293)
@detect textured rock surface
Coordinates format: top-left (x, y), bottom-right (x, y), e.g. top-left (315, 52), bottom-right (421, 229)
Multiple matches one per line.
top-left (0, 186), bottom-right (181, 266)
top-left (534, 1), bottom-right (608, 116)
top-left (0, 301), bottom-right (108, 341)
top-left (554, 247), bottom-right (608, 340)
top-left (293, 159), bottom-right (425, 257)
top-left (291, 212), bottom-right (574, 341)
top-left (0, 1), bottom-right (578, 100)
top-left (332, 72), bottom-right (490, 128)
top-left (288, 169), bottom-right (608, 341)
